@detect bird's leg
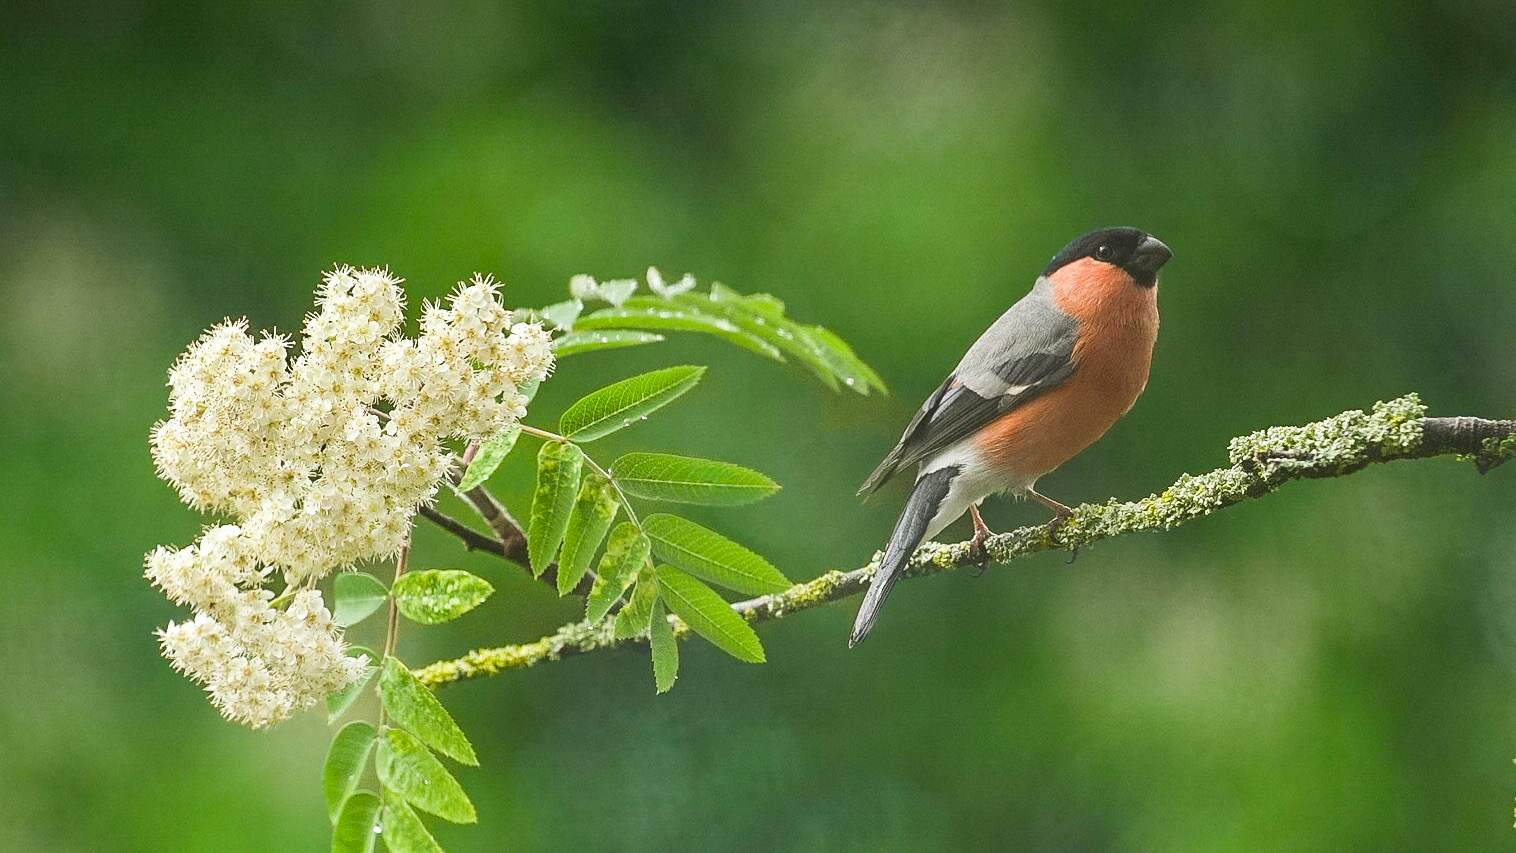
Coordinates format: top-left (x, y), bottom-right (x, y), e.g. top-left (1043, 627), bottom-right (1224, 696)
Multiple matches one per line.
top-left (1026, 487), bottom-right (1073, 526)
top-left (1026, 487), bottom-right (1080, 563)
top-left (967, 503), bottom-right (995, 576)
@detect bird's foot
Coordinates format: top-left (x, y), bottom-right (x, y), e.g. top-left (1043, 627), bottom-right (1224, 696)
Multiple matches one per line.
top-left (1042, 512), bottom-right (1080, 564)
top-left (968, 504), bottom-right (994, 577)
top-left (1028, 487), bottom-right (1080, 563)
top-left (968, 530), bottom-right (992, 577)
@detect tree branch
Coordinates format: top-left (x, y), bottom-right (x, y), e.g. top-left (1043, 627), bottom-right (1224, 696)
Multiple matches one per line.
top-left (457, 483), bottom-right (530, 562)
top-left (417, 504), bottom-right (507, 558)
top-left (415, 395), bottom-right (1516, 689)
top-left (418, 447), bottom-right (596, 595)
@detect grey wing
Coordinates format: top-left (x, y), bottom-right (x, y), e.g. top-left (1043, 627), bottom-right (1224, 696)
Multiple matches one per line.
top-left (858, 278), bottom-right (1079, 496)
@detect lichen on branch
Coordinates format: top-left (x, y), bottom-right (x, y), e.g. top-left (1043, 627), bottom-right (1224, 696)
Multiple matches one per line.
top-left (415, 395), bottom-right (1516, 689)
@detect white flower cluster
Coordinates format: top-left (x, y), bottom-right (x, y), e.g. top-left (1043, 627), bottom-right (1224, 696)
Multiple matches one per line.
top-left (146, 266), bottom-right (553, 727)
top-left (150, 529), bottom-right (359, 728)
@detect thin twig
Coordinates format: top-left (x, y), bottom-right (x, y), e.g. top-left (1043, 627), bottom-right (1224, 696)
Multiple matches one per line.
top-left (417, 505), bottom-right (506, 558)
top-left (449, 438), bottom-right (528, 558)
top-left (415, 435), bottom-right (576, 588)
top-left (419, 427), bottom-right (616, 595)
top-left (413, 397), bottom-right (1516, 688)
top-left (383, 531), bottom-right (410, 661)
top-left (457, 483), bottom-right (529, 559)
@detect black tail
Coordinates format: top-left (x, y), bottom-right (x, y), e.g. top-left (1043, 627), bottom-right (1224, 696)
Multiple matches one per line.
top-left (849, 466), bottom-right (959, 647)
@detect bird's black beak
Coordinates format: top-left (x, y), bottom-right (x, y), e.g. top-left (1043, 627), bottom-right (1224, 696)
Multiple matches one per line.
top-left (1128, 235), bottom-right (1172, 275)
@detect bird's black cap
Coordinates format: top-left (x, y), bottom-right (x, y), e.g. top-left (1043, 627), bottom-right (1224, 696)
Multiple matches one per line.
top-left (1045, 227), bottom-right (1172, 287)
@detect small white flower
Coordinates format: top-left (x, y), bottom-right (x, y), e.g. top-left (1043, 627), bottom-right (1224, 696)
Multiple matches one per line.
top-left (539, 299), bottom-right (583, 332)
top-left (569, 273), bottom-right (600, 301)
top-left (568, 273), bottom-right (637, 307)
top-left (596, 279), bottom-right (637, 306)
top-left (647, 266), bottom-right (697, 299)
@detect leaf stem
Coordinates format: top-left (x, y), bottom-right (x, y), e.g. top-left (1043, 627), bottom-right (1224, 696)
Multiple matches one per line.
top-left (382, 529), bottom-right (411, 662)
top-left (460, 438), bottom-right (481, 469)
top-left (517, 424), bottom-right (567, 443)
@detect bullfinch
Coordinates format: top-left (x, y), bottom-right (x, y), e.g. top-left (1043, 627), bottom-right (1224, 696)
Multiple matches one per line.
top-left (850, 226), bottom-right (1172, 646)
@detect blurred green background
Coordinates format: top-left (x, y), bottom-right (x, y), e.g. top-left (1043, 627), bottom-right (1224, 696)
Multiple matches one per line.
top-left (4, 1), bottom-right (1516, 850)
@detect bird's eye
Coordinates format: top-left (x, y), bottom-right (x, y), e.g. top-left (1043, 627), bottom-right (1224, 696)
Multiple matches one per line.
top-left (1094, 245), bottom-right (1114, 261)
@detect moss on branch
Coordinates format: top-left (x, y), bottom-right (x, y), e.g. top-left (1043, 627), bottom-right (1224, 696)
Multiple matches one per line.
top-left (415, 395), bottom-right (1516, 689)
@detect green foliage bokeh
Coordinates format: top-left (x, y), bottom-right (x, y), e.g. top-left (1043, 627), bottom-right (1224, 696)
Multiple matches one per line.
top-left (2, 2), bottom-right (1515, 851)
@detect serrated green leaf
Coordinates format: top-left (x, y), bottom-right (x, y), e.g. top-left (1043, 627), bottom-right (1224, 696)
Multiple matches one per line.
top-left (610, 452), bottom-right (780, 505)
top-left (576, 305), bottom-right (781, 359)
top-left (738, 291), bottom-right (787, 316)
top-left (324, 721), bottom-right (378, 823)
top-left (380, 800), bottom-right (445, 853)
top-left (806, 323), bottom-right (888, 394)
top-left (332, 790), bottom-right (381, 853)
top-left (558, 366), bottom-right (705, 441)
top-left (650, 599), bottom-right (678, 693)
top-left (719, 283), bottom-right (883, 392)
top-left (585, 522), bottom-right (649, 622)
top-left (675, 285), bottom-right (885, 394)
top-left (717, 283), bottom-right (882, 390)
top-left (377, 657), bottom-right (478, 766)
top-left (527, 441), bottom-right (584, 576)
top-left (326, 647), bottom-right (378, 724)
top-left (376, 728), bottom-right (477, 824)
top-left (656, 565), bottom-right (765, 664)
top-left (551, 329), bottom-right (666, 356)
top-left (557, 473), bottom-right (620, 595)
top-left (456, 426), bottom-right (520, 493)
top-left (643, 514), bottom-right (791, 595)
top-left (334, 572), bottom-right (389, 627)
top-left (572, 284), bottom-right (884, 395)
top-left (613, 570), bottom-right (659, 640)
top-left (669, 287), bottom-right (807, 376)
top-left (392, 569), bottom-right (494, 626)
top-left (540, 299), bottom-right (583, 330)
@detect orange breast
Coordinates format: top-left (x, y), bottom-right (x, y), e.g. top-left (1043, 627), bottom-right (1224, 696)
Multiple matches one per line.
top-left (973, 258), bottom-right (1158, 478)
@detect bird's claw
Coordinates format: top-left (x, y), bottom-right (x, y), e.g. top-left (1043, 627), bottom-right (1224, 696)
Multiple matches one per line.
top-left (1044, 513), bottom-right (1080, 563)
top-left (968, 531), bottom-right (992, 577)
top-left (966, 504), bottom-right (996, 577)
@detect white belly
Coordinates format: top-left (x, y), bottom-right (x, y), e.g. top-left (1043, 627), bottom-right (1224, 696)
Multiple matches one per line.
top-left (918, 439), bottom-right (1036, 541)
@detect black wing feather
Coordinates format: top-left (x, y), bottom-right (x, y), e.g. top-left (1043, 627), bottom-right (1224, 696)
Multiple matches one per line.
top-left (857, 351), bottom-right (1076, 496)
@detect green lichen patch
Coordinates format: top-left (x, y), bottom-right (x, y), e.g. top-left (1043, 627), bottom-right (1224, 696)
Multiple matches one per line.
top-left (1227, 394), bottom-right (1426, 470)
top-left (1482, 433), bottom-right (1516, 460)
top-left (1076, 467), bottom-right (1257, 542)
top-left (750, 569), bottom-right (855, 619)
